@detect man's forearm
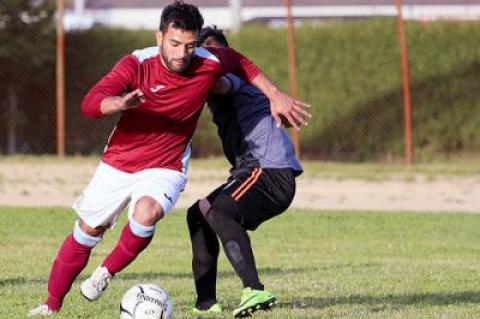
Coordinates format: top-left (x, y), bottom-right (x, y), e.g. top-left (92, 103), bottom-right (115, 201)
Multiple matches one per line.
top-left (101, 89), bottom-right (144, 115)
top-left (100, 96), bottom-right (124, 115)
top-left (251, 73), bottom-right (281, 100)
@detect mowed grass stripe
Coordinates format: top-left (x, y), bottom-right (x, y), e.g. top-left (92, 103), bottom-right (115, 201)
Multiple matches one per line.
top-left (1, 208), bottom-right (480, 318)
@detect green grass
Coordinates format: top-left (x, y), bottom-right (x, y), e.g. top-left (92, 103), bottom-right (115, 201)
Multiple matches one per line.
top-left (2, 208), bottom-right (480, 318)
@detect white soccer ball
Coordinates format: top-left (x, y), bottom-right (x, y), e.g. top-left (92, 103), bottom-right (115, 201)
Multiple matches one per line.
top-left (120, 284), bottom-right (173, 319)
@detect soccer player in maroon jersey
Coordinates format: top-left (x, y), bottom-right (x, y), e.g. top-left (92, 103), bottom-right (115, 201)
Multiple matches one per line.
top-left (28, 1), bottom-right (310, 316)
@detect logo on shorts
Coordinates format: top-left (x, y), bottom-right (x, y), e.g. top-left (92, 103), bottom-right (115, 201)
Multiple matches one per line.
top-left (164, 193), bottom-right (173, 203)
top-left (223, 179), bottom-right (237, 191)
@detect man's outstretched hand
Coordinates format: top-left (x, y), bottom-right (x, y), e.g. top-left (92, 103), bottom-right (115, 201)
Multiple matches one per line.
top-left (269, 90), bottom-right (311, 130)
top-left (252, 73), bottom-right (312, 130)
top-left (100, 89), bottom-right (145, 115)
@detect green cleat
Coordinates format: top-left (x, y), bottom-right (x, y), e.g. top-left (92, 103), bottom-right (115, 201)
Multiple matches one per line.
top-left (233, 288), bottom-right (277, 318)
top-left (192, 302), bottom-right (223, 318)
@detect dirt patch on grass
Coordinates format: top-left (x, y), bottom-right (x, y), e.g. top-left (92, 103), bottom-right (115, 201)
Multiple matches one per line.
top-left (0, 158), bottom-right (478, 213)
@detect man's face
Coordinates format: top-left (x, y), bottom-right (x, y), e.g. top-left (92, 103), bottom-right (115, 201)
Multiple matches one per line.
top-left (156, 23), bottom-right (198, 73)
top-left (201, 36), bottom-right (226, 49)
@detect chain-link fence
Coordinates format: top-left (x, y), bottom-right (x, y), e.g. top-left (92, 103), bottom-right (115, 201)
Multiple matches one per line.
top-left (1, 3), bottom-right (479, 161)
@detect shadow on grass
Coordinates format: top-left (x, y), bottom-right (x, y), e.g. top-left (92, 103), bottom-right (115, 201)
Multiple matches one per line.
top-left (0, 267), bottom-right (315, 287)
top-left (114, 266), bottom-right (316, 281)
top-left (0, 277), bottom-right (46, 287)
top-left (280, 291), bottom-right (480, 310)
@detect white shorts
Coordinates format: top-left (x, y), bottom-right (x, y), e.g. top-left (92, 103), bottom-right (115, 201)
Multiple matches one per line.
top-left (72, 162), bottom-right (187, 228)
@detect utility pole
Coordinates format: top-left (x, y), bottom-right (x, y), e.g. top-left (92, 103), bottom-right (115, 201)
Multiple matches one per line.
top-left (56, 0), bottom-right (66, 157)
top-left (286, 0), bottom-right (301, 157)
top-left (395, 0), bottom-right (414, 164)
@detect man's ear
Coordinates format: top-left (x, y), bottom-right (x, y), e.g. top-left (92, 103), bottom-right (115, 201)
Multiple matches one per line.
top-left (156, 31), bottom-right (163, 46)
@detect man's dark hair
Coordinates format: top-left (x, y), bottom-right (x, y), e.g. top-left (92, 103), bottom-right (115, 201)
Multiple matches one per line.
top-left (160, 1), bottom-right (204, 33)
top-left (198, 25), bottom-right (229, 47)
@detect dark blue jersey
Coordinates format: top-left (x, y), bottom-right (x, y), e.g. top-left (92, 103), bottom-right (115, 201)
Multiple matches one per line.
top-left (206, 74), bottom-right (303, 176)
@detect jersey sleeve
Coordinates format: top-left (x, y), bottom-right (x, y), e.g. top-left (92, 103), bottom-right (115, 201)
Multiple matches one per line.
top-left (81, 55), bottom-right (138, 118)
top-left (225, 74), bottom-right (246, 93)
top-left (210, 47), bottom-right (262, 83)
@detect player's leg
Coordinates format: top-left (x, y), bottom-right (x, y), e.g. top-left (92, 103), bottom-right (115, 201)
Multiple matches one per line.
top-left (101, 196), bottom-right (163, 275)
top-left (206, 195), bottom-right (263, 290)
top-left (29, 162), bottom-right (132, 316)
top-left (81, 168), bottom-right (186, 301)
top-left (200, 168), bottom-right (266, 292)
top-left (187, 197), bottom-right (223, 314)
top-left (102, 168), bottom-right (187, 274)
top-left (206, 196), bottom-right (276, 318)
top-left (80, 196), bottom-right (162, 301)
top-left (205, 168), bottom-right (296, 318)
top-left (230, 168), bottom-right (296, 318)
top-left (28, 220), bottom-right (106, 316)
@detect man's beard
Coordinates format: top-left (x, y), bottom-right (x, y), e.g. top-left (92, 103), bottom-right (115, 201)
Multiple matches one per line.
top-left (161, 46), bottom-right (191, 74)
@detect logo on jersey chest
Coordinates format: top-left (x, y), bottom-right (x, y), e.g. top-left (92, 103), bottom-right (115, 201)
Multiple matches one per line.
top-left (150, 84), bottom-right (165, 93)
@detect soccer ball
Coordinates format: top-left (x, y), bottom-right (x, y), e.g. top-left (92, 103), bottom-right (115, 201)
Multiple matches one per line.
top-left (120, 284), bottom-right (173, 319)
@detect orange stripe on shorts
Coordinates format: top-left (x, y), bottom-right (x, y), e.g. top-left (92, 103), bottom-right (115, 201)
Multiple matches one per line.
top-left (231, 168), bottom-right (259, 199)
top-left (231, 168), bottom-right (262, 201)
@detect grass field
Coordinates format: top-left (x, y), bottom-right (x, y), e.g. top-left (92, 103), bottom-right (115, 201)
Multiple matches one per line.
top-left (2, 208), bottom-right (480, 318)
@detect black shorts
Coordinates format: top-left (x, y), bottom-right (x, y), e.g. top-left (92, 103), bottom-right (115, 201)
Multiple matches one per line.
top-left (206, 167), bottom-right (296, 230)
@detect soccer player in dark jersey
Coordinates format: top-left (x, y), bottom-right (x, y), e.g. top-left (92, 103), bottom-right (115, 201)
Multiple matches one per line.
top-left (28, 2), bottom-right (310, 316)
top-left (187, 26), bottom-right (305, 318)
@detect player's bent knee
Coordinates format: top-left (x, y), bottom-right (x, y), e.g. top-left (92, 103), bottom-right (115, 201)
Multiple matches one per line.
top-left (78, 219), bottom-right (107, 237)
top-left (206, 195), bottom-right (241, 225)
top-left (74, 220), bottom-right (102, 247)
top-left (198, 198), bottom-right (211, 216)
top-left (129, 217), bottom-right (156, 238)
top-left (186, 198), bottom-right (210, 224)
top-left (133, 196), bottom-right (164, 226)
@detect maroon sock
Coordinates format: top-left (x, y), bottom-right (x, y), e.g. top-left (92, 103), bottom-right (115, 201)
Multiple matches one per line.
top-left (45, 234), bottom-right (92, 311)
top-left (102, 223), bottom-right (153, 275)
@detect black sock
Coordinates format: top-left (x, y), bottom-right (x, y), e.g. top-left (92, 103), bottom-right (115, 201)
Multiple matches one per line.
top-left (187, 201), bottom-right (220, 307)
top-left (205, 198), bottom-right (264, 290)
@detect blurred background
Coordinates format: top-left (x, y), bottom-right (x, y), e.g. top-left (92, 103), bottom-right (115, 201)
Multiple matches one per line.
top-left (1, 0), bottom-right (479, 163)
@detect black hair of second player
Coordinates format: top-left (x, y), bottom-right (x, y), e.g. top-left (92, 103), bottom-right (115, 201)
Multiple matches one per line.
top-left (198, 25), bottom-right (230, 48)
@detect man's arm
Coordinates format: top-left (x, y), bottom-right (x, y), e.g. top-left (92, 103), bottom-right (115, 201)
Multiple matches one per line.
top-left (251, 73), bottom-right (311, 131)
top-left (212, 72), bottom-right (311, 130)
top-left (100, 90), bottom-right (145, 115)
top-left (212, 47), bottom-right (311, 130)
top-left (81, 55), bottom-right (144, 118)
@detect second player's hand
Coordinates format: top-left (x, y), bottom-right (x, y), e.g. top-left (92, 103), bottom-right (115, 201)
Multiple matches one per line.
top-left (101, 89), bottom-right (145, 115)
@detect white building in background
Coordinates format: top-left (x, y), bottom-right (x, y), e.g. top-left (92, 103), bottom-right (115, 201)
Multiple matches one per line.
top-left (65, 0), bottom-right (480, 30)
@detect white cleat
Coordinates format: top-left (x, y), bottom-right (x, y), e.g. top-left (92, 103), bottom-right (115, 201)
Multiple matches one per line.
top-left (28, 304), bottom-right (53, 317)
top-left (80, 266), bottom-right (112, 301)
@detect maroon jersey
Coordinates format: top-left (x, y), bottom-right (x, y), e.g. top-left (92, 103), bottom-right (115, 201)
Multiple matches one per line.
top-left (82, 46), bottom-right (261, 173)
